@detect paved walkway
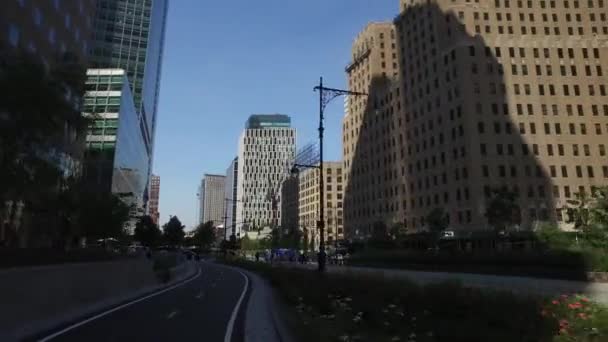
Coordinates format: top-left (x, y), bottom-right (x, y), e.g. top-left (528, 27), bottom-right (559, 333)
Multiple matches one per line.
top-left (288, 263), bottom-right (608, 304)
top-left (219, 263), bottom-right (294, 342)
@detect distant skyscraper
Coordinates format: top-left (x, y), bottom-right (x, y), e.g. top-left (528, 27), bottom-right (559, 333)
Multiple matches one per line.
top-left (149, 175), bottom-right (160, 224)
top-left (89, 0), bottom-right (169, 197)
top-left (236, 115), bottom-right (296, 233)
top-left (225, 157), bottom-right (239, 237)
top-left (200, 174), bottom-right (226, 227)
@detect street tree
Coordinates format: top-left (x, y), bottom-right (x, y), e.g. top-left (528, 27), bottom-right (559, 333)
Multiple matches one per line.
top-left (79, 192), bottom-right (132, 241)
top-left (485, 187), bottom-right (521, 234)
top-left (567, 191), bottom-right (593, 232)
top-left (163, 216), bottom-right (185, 246)
top-left (193, 221), bottom-right (215, 249)
top-left (134, 215), bottom-right (161, 247)
top-left (371, 221), bottom-right (389, 241)
top-left (426, 208), bottom-right (449, 234)
top-left (0, 48), bottom-right (87, 246)
top-left (390, 222), bottom-right (406, 240)
top-left (591, 187), bottom-right (608, 227)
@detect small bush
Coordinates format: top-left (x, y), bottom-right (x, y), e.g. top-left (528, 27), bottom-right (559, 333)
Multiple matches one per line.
top-left (152, 254), bottom-right (178, 283)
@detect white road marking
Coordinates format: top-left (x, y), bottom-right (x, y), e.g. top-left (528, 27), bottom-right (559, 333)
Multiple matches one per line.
top-left (224, 270), bottom-right (249, 342)
top-left (38, 267), bottom-right (202, 342)
top-left (195, 291), bottom-right (204, 299)
top-left (166, 310), bottom-right (179, 319)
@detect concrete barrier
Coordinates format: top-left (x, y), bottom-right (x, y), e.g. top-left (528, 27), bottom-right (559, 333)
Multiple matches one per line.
top-left (0, 257), bottom-right (197, 341)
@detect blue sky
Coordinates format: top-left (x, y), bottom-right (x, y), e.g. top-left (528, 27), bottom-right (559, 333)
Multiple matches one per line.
top-left (153, 0), bottom-right (396, 229)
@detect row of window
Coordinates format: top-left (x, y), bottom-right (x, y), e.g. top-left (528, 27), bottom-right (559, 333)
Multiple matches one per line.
top-left (479, 121), bottom-right (608, 136)
top-left (494, 0), bottom-right (605, 9)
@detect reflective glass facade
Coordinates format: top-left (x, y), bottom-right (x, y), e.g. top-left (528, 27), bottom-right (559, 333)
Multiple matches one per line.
top-left (89, 0), bottom-right (168, 159)
top-left (82, 69), bottom-right (149, 215)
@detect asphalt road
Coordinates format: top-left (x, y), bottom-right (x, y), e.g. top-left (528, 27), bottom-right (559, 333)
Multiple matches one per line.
top-left (37, 261), bottom-right (249, 342)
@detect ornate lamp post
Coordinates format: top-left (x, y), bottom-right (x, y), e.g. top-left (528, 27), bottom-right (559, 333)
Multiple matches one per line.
top-left (291, 77), bottom-right (366, 272)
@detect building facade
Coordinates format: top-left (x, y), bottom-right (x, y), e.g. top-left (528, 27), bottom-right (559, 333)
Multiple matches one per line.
top-left (89, 0), bottom-right (169, 200)
top-left (343, 22), bottom-right (401, 239)
top-left (0, 0), bottom-right (95, 67)
top-left (82, 68), bottom-right (149, 232)
top-left (299, 162), bottom-right (344, 250)
top-left (148, 174), bottom-right (160, 224)
top-left (280, 175), bottom-right (299, 236)
top-left (236, 115), bottom-right (296, 233)
top-left (200, 174), bottom-right (226, 227)
top-left (343, 0), bottom-right (608, 238)
top-left (225, 157), bottom-right (239, 237)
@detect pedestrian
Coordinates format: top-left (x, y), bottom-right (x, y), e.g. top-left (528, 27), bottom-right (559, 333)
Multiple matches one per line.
top-left (255, 252), bottom-right (260, 262)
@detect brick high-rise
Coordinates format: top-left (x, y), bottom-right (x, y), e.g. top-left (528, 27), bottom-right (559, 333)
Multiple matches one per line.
top-left (343, 0), bottom-right (608, 238)
top-left (149, 174), bottom-right (160, 225)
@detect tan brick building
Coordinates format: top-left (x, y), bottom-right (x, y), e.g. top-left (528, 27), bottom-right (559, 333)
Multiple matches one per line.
top-left (343, 0), bottom-right (608, 238)
top-left (298, 162), bottom-right (344, 249)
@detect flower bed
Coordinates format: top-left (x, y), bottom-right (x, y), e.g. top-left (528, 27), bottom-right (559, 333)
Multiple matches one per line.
top-left (544, 294), bottom-right (608, 341)
top-left (228, 260), bottom-right (606, 342)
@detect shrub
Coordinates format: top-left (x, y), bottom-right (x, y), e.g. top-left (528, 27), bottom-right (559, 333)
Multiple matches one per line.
top-left (229, 260), bottom-right (558, 342)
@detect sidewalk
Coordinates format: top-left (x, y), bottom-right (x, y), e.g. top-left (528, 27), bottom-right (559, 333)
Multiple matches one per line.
top-left (231, 267), bottom-right (294, 342)
top-left (285, 262), bottom-right (608, 304)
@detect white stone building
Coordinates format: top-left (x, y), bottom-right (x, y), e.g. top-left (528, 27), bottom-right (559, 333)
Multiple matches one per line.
top-left (236, 114), bottom-right (296, 236)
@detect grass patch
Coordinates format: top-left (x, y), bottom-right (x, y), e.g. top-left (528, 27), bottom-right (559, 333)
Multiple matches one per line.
top-left (229, 260), bottom-right (607, 342)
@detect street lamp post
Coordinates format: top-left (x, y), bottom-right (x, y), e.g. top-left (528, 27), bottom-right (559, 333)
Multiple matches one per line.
top-left (223, 198), bottom-right (243, 242)
top-left (291, 77), bottom-right (366, 272)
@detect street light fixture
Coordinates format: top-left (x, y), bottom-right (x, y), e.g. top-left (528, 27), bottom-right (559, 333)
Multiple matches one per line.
top-left (223, 198), bottom-right (244, 242)
top-left (292, 77), bottom-right (367, 272)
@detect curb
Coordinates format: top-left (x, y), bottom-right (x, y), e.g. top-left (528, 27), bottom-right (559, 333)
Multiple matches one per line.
top-left (12, 260), bottom-right (198, 342)
top-left (225, 266), bottom-right (295, 342)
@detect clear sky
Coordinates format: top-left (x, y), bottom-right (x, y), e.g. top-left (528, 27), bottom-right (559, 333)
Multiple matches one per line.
top-left (153, 0), bottom-right (396, 230)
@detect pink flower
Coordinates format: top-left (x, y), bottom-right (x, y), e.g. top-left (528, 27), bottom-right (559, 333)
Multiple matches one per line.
top-left (578, 313), bottom-right (587, 320)
top-left (552, 300), bottom-right (559, 305)
top-left (559, 319), bottom-right (569, 327)
top-left (581, 297), bottom-right (590, 303)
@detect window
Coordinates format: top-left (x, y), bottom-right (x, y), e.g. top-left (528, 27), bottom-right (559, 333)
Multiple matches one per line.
top-left (33, 7), bottom-right (42, 27)
top-left (8, 24), bottom-right (19, 46)
top-left (576, 166), bottom-right (583, 178)
top-left (562, 166), bottom-right (568, 177)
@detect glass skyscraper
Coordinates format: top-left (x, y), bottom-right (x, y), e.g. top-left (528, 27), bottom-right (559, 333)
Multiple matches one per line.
top-left (83, 68), bottom-right (149, 231)
top-left (89, 0), bottom-right (168, 174)
top-left (87, 0), bottom-right (168, 204)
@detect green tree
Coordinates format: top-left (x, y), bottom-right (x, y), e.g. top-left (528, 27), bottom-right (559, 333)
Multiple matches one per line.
top-left (0, 48), bottom-right (87, 246)
top-left (79, 192), bottom-right (132, 241)
top-left (163, 216), bottom-right (185, 246)
top-left (371, 221), bottom-right (389, 241)
top-left (134, 215), bottom-right (161, 247)
top-left (389, 222), bottom-right (406, 240)
top-left (591, 187), bottom-right (608, 227)
top-left (193, 221), bottom-right (216, 249)
top-left (240, 235), bottom-right (257, 250)
top-left (485, 188), bottom-right (521, 233)
top-left (567, 191), bottom-right (593, 232)
top-left (426, 208), bottom-right (449, 233)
